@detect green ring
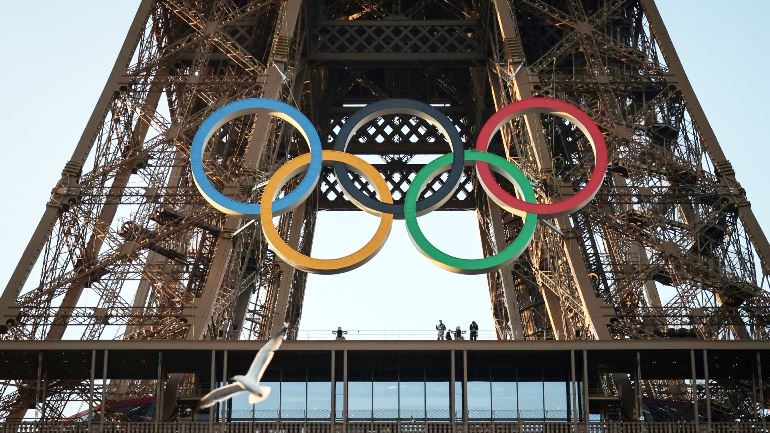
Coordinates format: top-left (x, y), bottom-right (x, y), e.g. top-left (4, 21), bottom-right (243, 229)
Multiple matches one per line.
top-left (404, 150), bottom-right (538, 275)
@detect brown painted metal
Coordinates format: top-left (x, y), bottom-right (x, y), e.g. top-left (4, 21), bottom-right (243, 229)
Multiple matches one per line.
top-left (0, 0), bottom-right (157, 328)
top-left (1, 0), bottom-right (769, 422)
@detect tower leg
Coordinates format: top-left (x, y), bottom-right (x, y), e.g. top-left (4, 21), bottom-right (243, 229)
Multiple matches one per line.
top-left (486, 199), bottom-right (525, 340)
top-left (0, 0), bottom-right (156, 333)
top-left (180, 0), bottom-right (304, 341)
top-left (46, 71), bottom-right (166, 341)
top-left (269, 201), bottom-right (309, 336)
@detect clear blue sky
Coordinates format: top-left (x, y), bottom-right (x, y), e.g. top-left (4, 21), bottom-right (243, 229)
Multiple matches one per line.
top-left (0, 2), bottom-right (768, 336)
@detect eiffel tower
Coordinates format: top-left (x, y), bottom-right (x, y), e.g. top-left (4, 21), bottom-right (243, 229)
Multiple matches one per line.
top-left (1, 0), bottom-right (769, 425)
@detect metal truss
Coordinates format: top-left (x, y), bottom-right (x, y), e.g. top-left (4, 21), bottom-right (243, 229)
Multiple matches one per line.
top-left (309, 19), bottom-right (486, 63)
top-left (0, 0), bottom-right (310, 420)
top-left (1, 0), bottom-right (769, 423)
top-left (318, 166), bottom-right (476, 211)
top-left (480, 0), bottom-right (770, 343)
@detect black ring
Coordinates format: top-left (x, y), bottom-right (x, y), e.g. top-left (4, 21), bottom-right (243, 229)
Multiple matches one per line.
top-left (332, 99), bottom-right (465, 219)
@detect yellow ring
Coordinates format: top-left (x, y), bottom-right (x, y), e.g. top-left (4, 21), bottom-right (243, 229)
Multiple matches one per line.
top-left (260, 150), bottom-right (394, 274)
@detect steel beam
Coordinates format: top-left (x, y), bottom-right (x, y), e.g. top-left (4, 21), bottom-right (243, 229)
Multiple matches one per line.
top-left (158, 1), bottom-right (305, 418)
top-left (642, 0), bottom-right (767, 337)
top-left (182, 0), bottom-right (304, 342)
top-left (45, 71), bottom-right (166, 341)
top-left (0, 0), bottom-right (156, 329)
top-left (638, 1), bottom-right (751, 169)
top-left (491, 0), bottom-right (613, 339)
top-left (486, 67), bottom-right (556, 339)
top-left (269, 201), bottom-right (308, 336)
top-left (486, 199), bottom-right (525, 340)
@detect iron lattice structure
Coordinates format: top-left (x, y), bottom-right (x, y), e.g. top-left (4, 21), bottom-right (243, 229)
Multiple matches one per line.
top-left (1, 0), bottom-right (769, 423)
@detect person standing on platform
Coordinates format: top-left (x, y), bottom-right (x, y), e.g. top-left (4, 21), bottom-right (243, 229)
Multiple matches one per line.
top-left (454, 326), bottom-right (463, 340)
top-left (436, 320), bottom-right (446, 340)
top-left (469, 321), bottom-right (479, 340)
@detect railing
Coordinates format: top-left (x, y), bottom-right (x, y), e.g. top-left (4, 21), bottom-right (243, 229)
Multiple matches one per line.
top-left (2, 422), bottom-right (768, 433)
top-left (293, 330), bottom-right (497, 341)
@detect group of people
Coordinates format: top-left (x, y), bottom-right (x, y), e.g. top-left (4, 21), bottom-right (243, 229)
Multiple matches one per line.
top-left (435, 320), bottom-right (479, 340)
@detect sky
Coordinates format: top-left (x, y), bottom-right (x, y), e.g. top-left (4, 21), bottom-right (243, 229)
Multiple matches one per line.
top-left (0, 1), bottom-right (768, 338)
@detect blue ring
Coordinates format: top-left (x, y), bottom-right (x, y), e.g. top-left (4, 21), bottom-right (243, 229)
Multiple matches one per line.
top-left (190, 98), bottom-right (323, 217)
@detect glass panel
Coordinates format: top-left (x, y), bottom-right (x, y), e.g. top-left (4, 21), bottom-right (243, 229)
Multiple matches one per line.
top-left (348, 381), bottom-right (372, 419)
top-left (307, 381), bottom-right (331, 420)
top-left (335, 381), bottom-right (343, 420)
top-left (254, 381), bottom-right (280, 419)
top-left (454, 381), bottom-right (463, 421)
top-left (518, 381), bottom-right (544, 419)
top-left (492, 381), bottom-right (517, 420)
top-left (230, 390), bottom-right (253, 421)
top-left (281, 381), bottom-right (305, 419)
top-left (400, 381), bottom-right (425, 420)
top-left (427, 381), bottom-right (450, 420)
top-left (544, 382), bottom-right (568, 420)
top-left (467, 381), bottom-right (491, 420)
top-left (373, 381), bottom-right (398, 419)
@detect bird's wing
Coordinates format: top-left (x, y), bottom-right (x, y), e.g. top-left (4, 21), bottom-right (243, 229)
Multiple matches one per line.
top-left (246, 324), bottom-right (287, 381)
top-left (198, 383), bottom-right (246, 409)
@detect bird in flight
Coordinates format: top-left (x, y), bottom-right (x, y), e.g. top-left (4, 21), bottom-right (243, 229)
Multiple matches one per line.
top-left (199, 323), bottom-right (287, 409)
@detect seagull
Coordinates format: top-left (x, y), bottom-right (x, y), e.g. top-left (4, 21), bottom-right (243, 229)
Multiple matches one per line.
top-left (199, 323), bottom-right (287, 409)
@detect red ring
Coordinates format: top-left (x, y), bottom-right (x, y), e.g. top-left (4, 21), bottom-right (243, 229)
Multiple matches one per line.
top-left (475, 97), bottom-right (607, 218)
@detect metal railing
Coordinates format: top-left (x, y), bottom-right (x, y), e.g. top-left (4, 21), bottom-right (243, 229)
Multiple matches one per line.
top-left (293, 330), bottom-right (497, 341)
top-left (1, 421), bottom-right (768, 433)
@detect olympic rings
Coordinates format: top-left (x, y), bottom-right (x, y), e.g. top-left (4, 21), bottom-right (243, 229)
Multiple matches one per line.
top-left (475, 97), bottom-right (607, 218)
top-left (404, 150), bottom-right (537, 275)
top-left (332, 99), bottom-right (465, 219)
top-left (191, 96), bottom-right (606, 275)
top-left (190, 98), bottom-right (323, 217)
top-left (260, 150), bottom-right (394, 275)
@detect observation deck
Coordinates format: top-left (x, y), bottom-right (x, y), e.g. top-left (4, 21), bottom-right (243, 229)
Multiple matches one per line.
top-left (1, 339), bottom-right (768, 431)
